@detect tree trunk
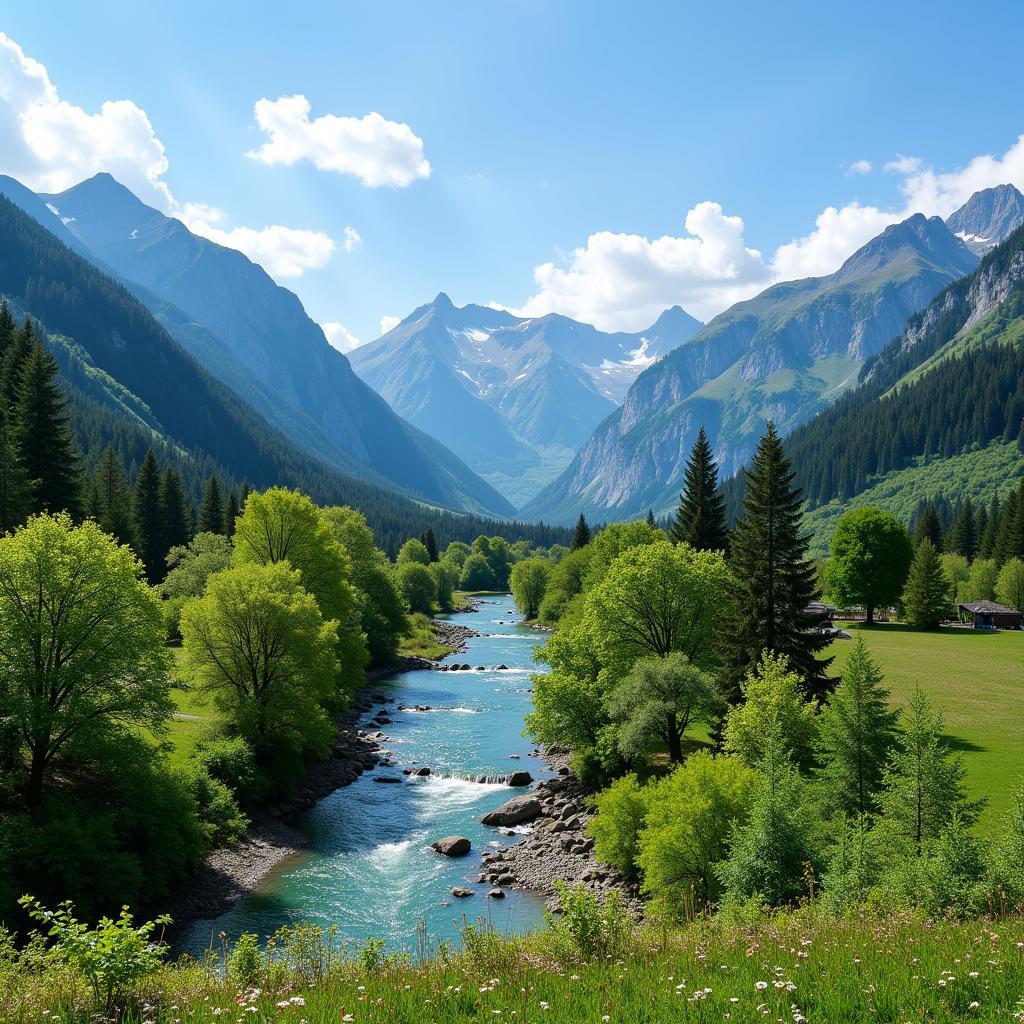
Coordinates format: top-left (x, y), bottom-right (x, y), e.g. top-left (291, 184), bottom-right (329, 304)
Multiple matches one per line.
top-left (866, 604), bottom-right (875, 624)
top-left (26, 747), bottom-right (46, 807)
top-left (667, 721), bottom-right (683, 763)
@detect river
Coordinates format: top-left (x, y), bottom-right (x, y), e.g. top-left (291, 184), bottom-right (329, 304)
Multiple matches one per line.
top-left (181, 595), bottom-right (551, 955)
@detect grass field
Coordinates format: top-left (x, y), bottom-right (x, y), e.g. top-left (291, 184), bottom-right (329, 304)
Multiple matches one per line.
top-left (829, 624), bottom-right (1024, 826)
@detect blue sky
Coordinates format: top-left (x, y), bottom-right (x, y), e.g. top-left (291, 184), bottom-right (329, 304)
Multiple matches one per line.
top-left (4, 0), bottom-right (1024, 345)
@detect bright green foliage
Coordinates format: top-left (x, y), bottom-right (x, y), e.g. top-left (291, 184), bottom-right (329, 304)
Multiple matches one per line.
top-left (0, 513), bottom-right (171, 806)
top-left (581, 520), bottom-right (664, 591)
top-left (996, 557), bottom-right (1024, 611)
top-left (19, 897), bottom-right (170, 1011)
top-left (180, 562), bottom-right (338, 792)
top-left (825, 508), bottom-right (912, 622)
top-left (940, 552), bottom-right (970, 608)
top-left (987, 784), bottom-right (1024, 906)
top-left (396, 561), bottom-right (437, 614)
top-left (587, 774), bottom-right (652, 876)
top-left (876, 686), bottom-right (981, 856)
top-left (608, 653), bottom-right (723, 764)
top-left (232, 488), bottom-right (368, 695)
top-left (159, 467), bottom-right (192, 554)
top-left (571, 513), bottom-right (591, 551)
top-left (587, 540), bottom-right (730, 674)
top-left (722, 423), bottom-right (831, 700)
top-left (510, 556), bottom-right (550, 618)
top-left (814, 636), bottom-right (898, 819)
top-left (191, 735), bottom-right (261, 808)
top-left (321, 506), bottom-right (409, 666)
top-left (472, 535), bottom-right (512, 588)
top-left (902, 541), bottom-right (950, 629)
top-left (429, 559), bottom-right (459, 611)
top-left (397, 538), bottom-right (431, 565)
top-left (198, 475), bottom-right (225, 535)
top-left (161, 532), bottom-right (233, 638)
top-left (93, 446), bottom-right (136, 548)
top-left (132, 449), bottom-right (164, 583)
top-left (963, 557), bottom-right (998, 604)
top-left (723, 652), bottom-right (818, 770)
top-left (14, 341), bottom-right (80, 517)
top-left (637, 752), bottom-right (757, 909)
top-left (538, 546), bottom-right (592, 622)
top-left (669, 425), bottom-right (728, 552)
top-left (820, 815), bottom-right (884, 913)
top-left (459, 551), bottom-right (495, 590)
top-left (718, 723), bottom-right (814, 906)
top-left (442, 540), bottom-right (471, 568)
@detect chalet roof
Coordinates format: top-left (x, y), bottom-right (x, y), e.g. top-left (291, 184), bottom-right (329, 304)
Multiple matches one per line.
top-left (957, 600), bottom-right (1021, 615)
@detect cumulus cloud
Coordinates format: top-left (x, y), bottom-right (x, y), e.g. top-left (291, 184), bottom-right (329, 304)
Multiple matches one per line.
top-left (846, 159), bottom-right (872, 176)
top-left (247, 94), bottom-right (430, 188)
top-left (379, 315), bottom-right (401, 335)
top-left (0, 31), bottom-right (172, 209)
top-left (321, 322), bottom-right (363, 354)
top-left (342, 225), bottom-right (362, 252)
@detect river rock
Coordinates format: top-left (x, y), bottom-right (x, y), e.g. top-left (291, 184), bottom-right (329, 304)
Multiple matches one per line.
top-left (488, 888), bottom-right (505, 899)
top-left (480, 794), bottom-right (542, 827)
top-left (373, 776), bottom-right (403, 784)
top-left (432, 835), bottom-right (471, 857)
top-left (506, 770), bottom-right (533, 787)
top-left (451, 887), bottom-right (474, 898)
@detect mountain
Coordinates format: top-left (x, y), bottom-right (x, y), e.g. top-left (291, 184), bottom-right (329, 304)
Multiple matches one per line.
top-left (946, 183), bottom-right (1024, 255)
top-left (19, 173), bottom-right (513, 518)
top-left (348, 295), bottom-right (701, 505)
top-left (0, 194), bottom-right (568, 554)
top-left (525, 206), bottom-right (989, 524)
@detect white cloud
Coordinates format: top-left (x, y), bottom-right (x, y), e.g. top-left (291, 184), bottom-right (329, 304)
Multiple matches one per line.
top-left (846, 159), bottom-right (872, 176)
top-left (342, 225), bottom-right (362, 252)
top-left (247, 94), bottom-right (430, 188)
top-left (379, 315), bottom-right (401, 335)
top-left (321, 321), bottom-right (363, 353)
top-left (0, 31), bottom-right (172, 209)
top-left (884, 154), bottom-right (923, 175)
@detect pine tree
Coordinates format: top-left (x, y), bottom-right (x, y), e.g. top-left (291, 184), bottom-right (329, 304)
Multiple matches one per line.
top-left (670, 425), bottom-right (728, 551)
top-left (912, 503), bottom-right (943, 551)
top-left (420, 527), bottom-right (439, 562)
top-left (14, 342), bottom-right (80, 516)
top-left (814, 637), bottom-right (898, 819)
top-left (224, 491), bottom-right (239, 538)
top-left (0, 299), bottom-right (15, 357)
top-left (1, 316), bottom-right (34, 407)
top-left (571, 513), bottom-right (591, 551)
top-left (949, 499), bottom-right (977, 560)
top-left (722, 422), bottom-right (832, 701)
top-left (94, 446), bottom-right (136, 547)
top-left (645, 508), bottom-right (657, 528)
top-left (0, 404), bottom-right (32, 534)
top-left (198, 475), bottom-right (225, 535)
top-left (979, 494), bottom-right (1000, 560)
top-left (132, 449), bottom-right (164, 582)
top-left (160, 466), bottom-right (192, 555)
top-left (902, 540), bottom-right (949, 630)
top-left (993, 488), bottom-right (1020, 566)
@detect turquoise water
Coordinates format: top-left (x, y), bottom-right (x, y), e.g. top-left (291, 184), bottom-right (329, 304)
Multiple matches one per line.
top-left (181, 596), bottom-right (550, 955)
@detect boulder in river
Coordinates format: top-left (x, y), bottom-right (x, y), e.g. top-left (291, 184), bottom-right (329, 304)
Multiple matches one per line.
top-left (432, 835), bottom-right (471, 857)
top-left (373, 775), bottom-right (403, 784)
top-left (480, 795), bottom-right (542, 827)
top-left (488, 888), bottom-right (505, 899)
top-left (451, 887), bottom-right (474, 898)
top-left (506, 770), bottom-right (533, 787)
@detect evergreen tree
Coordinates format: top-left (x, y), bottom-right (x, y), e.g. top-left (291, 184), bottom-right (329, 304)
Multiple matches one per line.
top-left (94, 446), bottom-right (136, 547)
top-left (198, 475), bottom-right (225, 535)
top-left (979, 494), bottom-right (1001, 560)
top-left (722, 422), bottom-right (832, 700)
top-left (902, 540), bottom-right (950, 629)
top-left (670, 425), bottom-right (728, 551)
top-left (159, 466), bottom-right (192, 555)
top-left (814, 637), bottom-right (898, 819)
top-left (571, 513), bottom-right (591, 551)
top-left (420, 527), bottom-right (439, 562)
top-left (993, 488), bottom-right (1020, 566)
top-left (224, 491), bottom-right (239, 538)
top-left (132, 449), bottom-right (164, 583)
top-left (949, 499), bottom-right (978, 560)
top-left (0, 299), bottom-right (15, 356)
top-left (912, 503), bottom-right (943, 551)
top-left (645, 508), bottom-right (657, 528)
top-left (1, 316), bottom-right (34, 407)
top-left (0, 404), bottom-right (32, 534)
top-left (14, 342), bottom-right (80, 516)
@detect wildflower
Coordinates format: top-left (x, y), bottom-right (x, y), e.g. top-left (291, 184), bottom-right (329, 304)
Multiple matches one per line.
top-left (969, 1003), bottom-right (979, 1010)
top-left (755, 981), bottom-right (768, 991)
top-left (276, 1002), bottom-right (291, 1010)
top-left (290, 998), bottom-right (305, 1007)
top-left (539, 1002), bottom-right (550, 1011)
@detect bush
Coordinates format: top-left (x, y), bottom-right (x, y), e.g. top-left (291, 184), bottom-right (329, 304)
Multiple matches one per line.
top-left (546, 883), bottom-right (629, 961)
top-left (396, 561), bottom-right (437, 614)
top-left (588, 774), bottom-right (651, 876)
top-left (193, 736), bottom-right (261, 807)
top-left (176, 762), bottom-right (248, 846)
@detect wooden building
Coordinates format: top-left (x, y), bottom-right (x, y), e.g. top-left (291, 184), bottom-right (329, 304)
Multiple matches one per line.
top-left (957, 600), bottom-right (1023, 630)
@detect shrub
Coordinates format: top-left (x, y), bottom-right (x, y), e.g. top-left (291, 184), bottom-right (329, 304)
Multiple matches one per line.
top-left (396, 561), bottom-right (437, 614)
top-left (193, 736), bottom-right (261, 807)
top-left (588, 774), bottom-right (651, 876)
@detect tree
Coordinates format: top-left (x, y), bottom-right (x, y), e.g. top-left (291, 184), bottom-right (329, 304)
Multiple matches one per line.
top-left (877, 686), bottom-right (981, 856)
top-left (571, 513), bottom-right (591, 551)
top-left (722, 423), bottom-right (831, 700)
top-left (179, 562), bottom-right (338, 787)
top-left (994, 487), bottom-right (1021, 566)
top-left (979, 495), bottom-right (1001, 560)
top-left (91, 446), bottom-right (136, 548)
top-left (397, 538), bottom-right (431, 565)
top-left (723, 652), bottom-right (818, 770)
top-left (645, 508), bottom-right (657, 529)
top-left (159, 467), bottom-right (192, 554)
top-left (13, 342), bottom-right (79, 517)
top-left (814, 636), bottom-right (898, 819)
top-left (510, 557), bottom-right (551, 619)
top-left (912, 504), bottom-right (943, 551)
top-left (224, 492), bottom-right (239, 538)
top-left (443, 540), bottom-right (471, 569)
top-left (473, 534), bottom-right (511, 588)
top-left (132, 450), bottom-right (164, 583)
top-left (198, 476), bottom-right (225, 535)
top-left (420, 528), bottom-right (439, 562)
top-left (429, 559), bottom-right (459, 611)
top-left (669, 426), bottom-right (728, 552)
top-left (0, 513), bottom-right (172, 806)
top-left (459, 551), bottom-right (495, 591)
top-left (1, 316), bottom-right (35, 408)
top-left (949, 499), bottom-right (978, 560)
top-left (396, 561), bottom-right (436, 614)
top-left (0, 403), bottom-right (32, 534)
top-left (232, 488), bottom-right (367, 694)
top-left (588, 774), bottom-right (652, 876)
top-left (637, 752), bottom-right (757, 908)
top-left (963, 558), bottom-right (998, 604)
top-left (608, 653), bottom-right (723, 764)
top-left (996, 557), bottom-right (1024, 612)
top-left (825, 508), bottom-right (912, 623)
top-left (161, 532), bottom-right (233, 637)
top-left (587, 540), bottom-right (730, 674)
top-left (902, 541), bottom-right (950, 629)
top-left (940, 552), bottom-right (970, 609)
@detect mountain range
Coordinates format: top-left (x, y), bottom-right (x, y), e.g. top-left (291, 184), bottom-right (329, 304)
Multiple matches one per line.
top-left (524, 185), bottom-right (1024, 523)
top-left (0, 173), bottom-right (514, 519)
top-left (348, 296), bottom-right (701, 504)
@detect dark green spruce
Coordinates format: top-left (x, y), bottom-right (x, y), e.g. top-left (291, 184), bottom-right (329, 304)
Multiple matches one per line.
top-left (670, 425), bottom-right (728, 551)
top-left (571, 513), bottom-right (591, 551)
top-left (198, 475), bottom-right (225, 535)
